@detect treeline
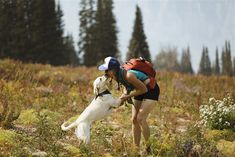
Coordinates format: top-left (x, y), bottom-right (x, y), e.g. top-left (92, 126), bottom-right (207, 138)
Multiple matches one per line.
top-left (0, 0), bottom-right (79, 66)
top-left (0, 0), bottom-right (150, 67)
top-left (0, 0), bottom-right (234, 77)
top-left (154, 40), bottom-right (235, 76)
top-left (78, 0), bottom-right (150, 66)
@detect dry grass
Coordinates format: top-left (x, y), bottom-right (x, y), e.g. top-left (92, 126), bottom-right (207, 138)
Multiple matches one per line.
top-left (0, 59), bottom-right (234, 156)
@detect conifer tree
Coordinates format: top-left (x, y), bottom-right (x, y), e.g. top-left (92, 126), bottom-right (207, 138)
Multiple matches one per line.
top-left (27, 0), bottom-right (67, 65)
top-left (78, 0), bottom-right (96, 66)
top-left (92, 0), bottom-right (119, 65)
top-left (0, 0), bottom-right (4, 57)
top-left (180, 46), bottom-right (193, 74)
top-left (22, 0), bottom-right (68, 65)
top-left (64, 34), bottom-right (79, 66)
top-left (221, 41), bottom-right (232, 76)
top-left (53, 2), bottom-right (70, 65)
top-left (199, 48), bottom-right (205, 74)
top-left (204, 47), bottom-right (212, 75)
top-left (16, 0), bottom-right (35, 62)
top-left (126, 5), bottom-right (151, 62)
top-left (221, 48), bottom-right (225, 75)
top-left (199, 46), bottom-right (211, 75)
top-left (100, 0), bottom-right (119, 60)
top-left (0, 0), bottom-right (72, 65)
top-left (0, 0), bottom-right (18, 59)
top-left (214, 47), bottom-right (220, 75)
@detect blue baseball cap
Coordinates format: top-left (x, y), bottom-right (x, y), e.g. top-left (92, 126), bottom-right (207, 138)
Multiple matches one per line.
top-left (98, 57), bottom-right (120, 71)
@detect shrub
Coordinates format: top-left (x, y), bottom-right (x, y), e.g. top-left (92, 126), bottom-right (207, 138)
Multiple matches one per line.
top-left (0, 129), bottom-right (31, 156)
top-left (199, 95), bottom-right (235, 130)
top-left (32, 110), bottom-right (66, 156)
top-left (16, 109), bottom-right (38, 126)
top-left (216, 139), bottom-right (235, 156)
top-left (0, 80), bottom-right (24, 129)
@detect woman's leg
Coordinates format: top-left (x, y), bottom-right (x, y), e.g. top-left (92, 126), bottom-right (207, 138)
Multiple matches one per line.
top-left (132, 99), bottom-right (142, 146)
top-left (137, 99), bottom-right (156, 142)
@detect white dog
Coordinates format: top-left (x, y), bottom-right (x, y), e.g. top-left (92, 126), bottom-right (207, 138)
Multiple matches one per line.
top-left (61, 75), bottom-right (122, 144)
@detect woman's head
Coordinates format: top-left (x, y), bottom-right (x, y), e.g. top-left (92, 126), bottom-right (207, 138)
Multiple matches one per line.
top-left (98, 57), bottom-right (120, 80)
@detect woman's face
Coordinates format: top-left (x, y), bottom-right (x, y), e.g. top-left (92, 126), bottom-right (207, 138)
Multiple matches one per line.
top-left (105, 70), bottom-right (115, 79)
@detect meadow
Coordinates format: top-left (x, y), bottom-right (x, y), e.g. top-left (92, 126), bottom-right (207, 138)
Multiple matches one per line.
top-left (0, 59), bottom-right (234, 157)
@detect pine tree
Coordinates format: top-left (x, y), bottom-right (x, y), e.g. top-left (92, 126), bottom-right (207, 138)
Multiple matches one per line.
top-left (91, 0), bottom-right (102, 64)
top-left (0, 0), bottom-right (18, 59)
top-left (0, 0), bottom-right (69, 65)
top-left (180, 46), bottom-right (193, 74)
top-left (226, 41), bottom-right (232, 76)
top-left (0, 0), bottom-right (3, 57)
top-left (204, 47), bottom-right (212, 75)
top-left (100, 0), bottom-right (119, 60)
top-left (53, 2), bottom-right (69, 65)
top-left (64, 34), bottom-right (79, 66)
top-left (199, 46), bottom-right (211, 75)
top-left (214, 47), bottom-right (220, 75)
top-left (126, 5), bottom-right (151, 62)
top-left (199, 47), bottom-right (205, 75)
top-left (91, 0), bottom-right (119, 65)
top-left (16, 0), bottom-right (35, 62)
top-left (221, 41), bottom-right (232, 76)
top-left (221, 48), bottom-right (225, 75)
top-left (78, 0), bottom-right (96, 66)
top-left (0, 0), bottom-right (8, 58)
top-left (28, 0), bottom-right (67, 65)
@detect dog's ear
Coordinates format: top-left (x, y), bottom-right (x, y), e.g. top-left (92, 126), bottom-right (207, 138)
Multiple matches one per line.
top-left (94, 87), bottom-right (99, 95)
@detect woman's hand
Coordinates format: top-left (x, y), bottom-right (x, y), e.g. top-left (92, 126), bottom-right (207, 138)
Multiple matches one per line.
top-left (120, 94), bottom-right (130, 101)
top-left (120, 94), bottom-right (133, 104)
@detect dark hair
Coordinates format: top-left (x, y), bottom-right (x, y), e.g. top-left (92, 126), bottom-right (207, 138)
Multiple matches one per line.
top-left (106, 66), bottom-right (120, 90)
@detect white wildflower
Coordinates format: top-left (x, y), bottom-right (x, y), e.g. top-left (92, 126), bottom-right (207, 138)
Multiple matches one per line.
top-left (209, 105), bottom-right (214, 110)
top-left (225, 121), bottom-right (230, 126)
top-left (218, 103), bottom-right (224, 108)
top-left (219, 118), bottom-right (222, 123)
top-left (209, 97), bottom-right (215, 103)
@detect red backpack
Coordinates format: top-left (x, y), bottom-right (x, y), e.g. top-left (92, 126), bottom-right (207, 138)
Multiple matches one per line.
top-left (122, 57), bottom-right (156, 89)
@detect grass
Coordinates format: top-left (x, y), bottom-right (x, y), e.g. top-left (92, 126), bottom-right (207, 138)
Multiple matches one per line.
top-left (0, 59), bottom-right (235, 156)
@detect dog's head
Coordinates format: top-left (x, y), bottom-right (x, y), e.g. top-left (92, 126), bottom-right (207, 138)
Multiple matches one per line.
top-left (93, 75), bottom-right (112, 95)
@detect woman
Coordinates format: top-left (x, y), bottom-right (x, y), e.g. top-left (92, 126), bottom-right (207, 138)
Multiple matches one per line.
top-left (98, 56), bottom-right (160, 151)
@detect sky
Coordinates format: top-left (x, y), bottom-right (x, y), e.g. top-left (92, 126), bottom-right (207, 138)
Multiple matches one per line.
top-left (59, 0), bottom-right (235, 71)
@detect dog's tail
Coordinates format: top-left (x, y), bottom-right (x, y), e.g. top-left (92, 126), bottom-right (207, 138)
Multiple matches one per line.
top-left (61, 120), bottom-right (80, 131)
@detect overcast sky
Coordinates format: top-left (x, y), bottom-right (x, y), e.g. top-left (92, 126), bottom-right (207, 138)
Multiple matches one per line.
top-left (59, 0), bottom-right (235, 71)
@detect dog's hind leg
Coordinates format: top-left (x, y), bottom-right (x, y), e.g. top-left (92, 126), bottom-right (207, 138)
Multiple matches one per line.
top-left (75, 122), bottom-right (91, 144)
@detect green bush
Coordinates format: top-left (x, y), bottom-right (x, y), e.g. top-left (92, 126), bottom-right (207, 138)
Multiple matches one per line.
top-left (0, 129), bottom-right (31, 156)
top-left (32, 110), bottom-right (66, 156)
top-left (216, 140), bottom-right (235, 156)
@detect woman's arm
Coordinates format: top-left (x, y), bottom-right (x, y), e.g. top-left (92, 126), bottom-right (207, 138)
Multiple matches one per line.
top-left (120, 72), bottom-right (147, 101)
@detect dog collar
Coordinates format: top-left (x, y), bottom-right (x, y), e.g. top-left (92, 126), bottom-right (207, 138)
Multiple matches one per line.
top-left (95, 90), bottom-right (111, 99)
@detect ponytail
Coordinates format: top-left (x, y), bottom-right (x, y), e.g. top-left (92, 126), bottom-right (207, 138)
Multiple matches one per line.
top-left (114, 67), bottom-right (120, 90)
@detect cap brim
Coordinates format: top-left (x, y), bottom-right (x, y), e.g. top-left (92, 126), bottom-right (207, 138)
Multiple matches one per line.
top-left (98, 65), bottom-right (108, 71)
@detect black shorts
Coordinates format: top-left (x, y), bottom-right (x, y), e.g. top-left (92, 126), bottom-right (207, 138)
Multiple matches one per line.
top-left (134, 83), bottom-right (160, 101)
